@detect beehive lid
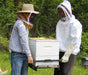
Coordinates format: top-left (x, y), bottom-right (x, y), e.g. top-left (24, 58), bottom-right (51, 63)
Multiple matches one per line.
top-left (29, 37), bottom-right (58, 42)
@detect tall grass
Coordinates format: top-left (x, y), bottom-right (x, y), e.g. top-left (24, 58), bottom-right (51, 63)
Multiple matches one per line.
top-left (0, 51), bottom-right (88, 75)
top-left (0, 51), bottom-right (11, 75)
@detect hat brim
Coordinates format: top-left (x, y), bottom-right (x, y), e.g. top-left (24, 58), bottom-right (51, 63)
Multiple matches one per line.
top-left (17, 11), bottom-right (39, 14)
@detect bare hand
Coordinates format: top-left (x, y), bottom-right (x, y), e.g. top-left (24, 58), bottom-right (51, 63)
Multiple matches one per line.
top-left (28, 56), bottom-right (33, 64)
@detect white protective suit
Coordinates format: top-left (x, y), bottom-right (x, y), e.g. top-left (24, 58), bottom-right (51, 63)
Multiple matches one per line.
top-left (56, 0), bottom-right (82, 57)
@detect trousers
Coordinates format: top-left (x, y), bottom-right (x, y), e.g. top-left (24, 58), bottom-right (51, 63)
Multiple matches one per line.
top-left (11, 52), bottom-right (28, 75)
top-left (54, 52), bottom-right (76, 75)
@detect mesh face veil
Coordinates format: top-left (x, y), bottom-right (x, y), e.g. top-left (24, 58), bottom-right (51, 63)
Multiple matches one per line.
top-left (57, 0), bottom-right (72, 22)
top-left (57, 5), bottom-right (71, 21)
top-left (17, 13), bottom-right (33, 29)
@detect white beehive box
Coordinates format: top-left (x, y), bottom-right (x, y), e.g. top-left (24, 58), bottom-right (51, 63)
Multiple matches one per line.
top-left (29, 38), bottom-right (59, 68)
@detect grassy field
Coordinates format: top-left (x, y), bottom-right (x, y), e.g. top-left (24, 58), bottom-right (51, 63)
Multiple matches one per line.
top-left (0, 51), bottom-right (88, 75)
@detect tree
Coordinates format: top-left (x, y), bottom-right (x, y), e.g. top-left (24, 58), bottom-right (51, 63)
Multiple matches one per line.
top-left (0, 0), bottom-right (16, 39)
top-left (0, 0), bottom-right (88, 39)
top-left (70, 0), bottom-right (88, 32)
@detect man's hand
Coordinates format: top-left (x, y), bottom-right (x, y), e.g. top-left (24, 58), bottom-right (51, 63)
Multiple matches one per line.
top-left (61, 44), bottom-right (76, 63)
top-left (28, 56), bottom-right (33, 64)
top-left (61, 55), bottom-right (69, 63)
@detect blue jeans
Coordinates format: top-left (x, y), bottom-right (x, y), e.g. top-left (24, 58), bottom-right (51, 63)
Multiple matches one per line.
top-left (11, 52), bottom-right (28, 75)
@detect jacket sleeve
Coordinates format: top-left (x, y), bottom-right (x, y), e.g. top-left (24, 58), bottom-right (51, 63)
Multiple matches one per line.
top-left (17, 22), bottom-right (31, 57)
top-left (70, 21), bottom-right (82, 54)
top-left (70, 22), bottom-right (82, 44)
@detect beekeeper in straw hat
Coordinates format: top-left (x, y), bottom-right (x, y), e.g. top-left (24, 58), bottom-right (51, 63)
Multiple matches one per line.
top-left (54, 0), bottom-right (82, 75)
top-left (9, 4), bottom-right (39, 75)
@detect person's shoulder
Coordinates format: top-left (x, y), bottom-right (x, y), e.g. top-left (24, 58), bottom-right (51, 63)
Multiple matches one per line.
top-left (70, 15), bottom-right (82, 26)
top-left (70, 18), bottom-right (82, 28)
top-left (16, 20), bottom-right (24, 26)
top-left (15, 20), bottom-right (24, 27)
top-left (70, 19), bottom-right (82, 30)
top-left (75, 19), bottom-right (81, 24)
top-left (58, 20), bottom-right (61, 23)
top-left (16, 19), bottom-right (23, 24)
top-left (57, 20), bottom-right (61, 25)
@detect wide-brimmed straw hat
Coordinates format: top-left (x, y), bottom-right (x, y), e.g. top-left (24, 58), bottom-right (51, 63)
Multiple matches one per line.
top-left (17, 4), bottom-right (39, 14)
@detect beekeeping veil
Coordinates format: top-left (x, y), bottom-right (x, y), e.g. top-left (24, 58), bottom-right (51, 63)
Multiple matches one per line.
top-left (57, 0), bottom-right (72, 22)
top-left (17, 4), bottom-right (39, 29)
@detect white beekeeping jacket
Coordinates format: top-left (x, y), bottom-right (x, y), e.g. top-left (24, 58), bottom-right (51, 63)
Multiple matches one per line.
top-left (56, 0), bottom-right (82, 55)
top-left (56, 15), bottom-right (82, 55)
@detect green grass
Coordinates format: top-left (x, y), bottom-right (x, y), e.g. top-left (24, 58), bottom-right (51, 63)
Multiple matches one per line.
top-left (0, 51), bottom-right (88, 75)
top-left (72, 60), bottom-right (88, 75)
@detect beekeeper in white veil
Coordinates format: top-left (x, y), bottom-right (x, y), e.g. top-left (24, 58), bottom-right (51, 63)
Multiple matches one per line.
top-left (54, 0), bottom-right (82, 75)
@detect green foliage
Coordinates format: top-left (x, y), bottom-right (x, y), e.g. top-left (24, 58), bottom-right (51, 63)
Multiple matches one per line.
top-left (0, 0), bottom-right (88, 53)
top-left (30, 0), bottom-right (63, 37)
top-left (0, 0), bottom-right (88, 37)
top-left (0, 0), bottom-right (16, 37)
top-left (70, 0), bottom-right (88, 32)
top-left (0, 35), bottom-right (9, 51)
top-left (0, 1), bottom-right (88, 74)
